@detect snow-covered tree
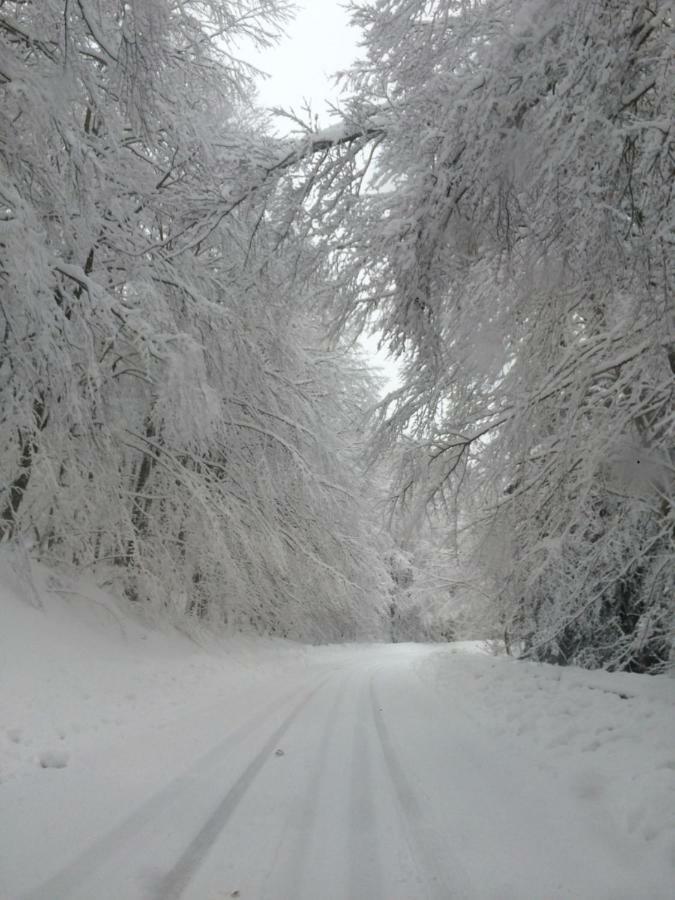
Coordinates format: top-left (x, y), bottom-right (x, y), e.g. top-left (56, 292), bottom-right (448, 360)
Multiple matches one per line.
top-left (0, 0), bottom-right (391, 640)
top-left (300, 0), bottom-right (674, 668)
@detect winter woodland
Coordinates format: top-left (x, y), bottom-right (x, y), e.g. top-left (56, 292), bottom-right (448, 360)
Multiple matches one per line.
top-left (1, 0), bottom-right (673, 670)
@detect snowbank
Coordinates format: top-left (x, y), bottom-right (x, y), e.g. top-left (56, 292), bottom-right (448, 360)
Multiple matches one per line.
top-left (0, 552), bottom-right (313, 787)
top-left (420, 646), bottom-right (675, 880)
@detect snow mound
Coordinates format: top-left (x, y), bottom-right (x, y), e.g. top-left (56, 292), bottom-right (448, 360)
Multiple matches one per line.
top-left (38, 750), bottom-right (69, 769)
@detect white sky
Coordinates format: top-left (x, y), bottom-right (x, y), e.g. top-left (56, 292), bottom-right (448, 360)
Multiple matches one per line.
top-left (252, 1), bottom-right (360, 124)
top-left (250, 2), bottom-right (401, 394)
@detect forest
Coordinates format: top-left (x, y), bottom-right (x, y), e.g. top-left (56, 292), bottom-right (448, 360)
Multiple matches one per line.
top-left (1, 0), bottom-right (673, 671)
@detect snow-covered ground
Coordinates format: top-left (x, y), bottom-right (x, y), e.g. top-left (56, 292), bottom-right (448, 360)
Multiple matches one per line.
top-left (1, 554), bottom-right (673, 899)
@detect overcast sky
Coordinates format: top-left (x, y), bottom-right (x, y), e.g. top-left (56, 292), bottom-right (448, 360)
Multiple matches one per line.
top-left (250, 2), bottom-right (400, 394)
top-left (253, 1), bottom-right (360, 124)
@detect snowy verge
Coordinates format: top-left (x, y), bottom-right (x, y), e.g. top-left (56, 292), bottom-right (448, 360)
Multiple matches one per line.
top-left (0, 551), bottom-right (321, 787)
top-left (419, 645), bottom-right (675, 878)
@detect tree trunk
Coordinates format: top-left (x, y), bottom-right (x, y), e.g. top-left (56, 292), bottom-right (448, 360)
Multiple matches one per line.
top-left (0, 394), bottom-right (48, 541)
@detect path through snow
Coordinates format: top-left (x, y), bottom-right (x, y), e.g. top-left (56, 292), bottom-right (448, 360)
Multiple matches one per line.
top-left (1, 561), bottom-right (674, 899)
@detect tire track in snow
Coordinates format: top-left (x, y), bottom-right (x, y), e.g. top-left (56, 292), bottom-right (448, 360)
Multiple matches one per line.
top-left (369, 677), bottom-right (464, 900)
top-left (348, 682), bottom-right (384, 899)
top-left (264, 676), bottom-right (348, 899)
top-left (23, 681), bottom-right (325, 900)
top-left (151, 681), bottom-right (327, 900)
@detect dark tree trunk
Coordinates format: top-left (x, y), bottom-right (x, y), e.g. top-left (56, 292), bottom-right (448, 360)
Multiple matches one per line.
top-left (0, 394), bottom-right (48, 541)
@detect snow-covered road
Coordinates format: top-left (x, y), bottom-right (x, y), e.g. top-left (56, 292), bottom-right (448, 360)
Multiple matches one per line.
top-left (2, 566), bottom-right (674, 899)
top-left (3, 641), bottom-right (672, 900)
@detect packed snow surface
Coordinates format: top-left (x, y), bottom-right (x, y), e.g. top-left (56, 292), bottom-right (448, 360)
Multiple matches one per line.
top-left (1, 555), bottom-right (673, 899)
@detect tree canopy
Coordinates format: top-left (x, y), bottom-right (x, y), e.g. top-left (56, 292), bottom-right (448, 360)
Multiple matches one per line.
top-left (2, 0), bottom-right (673, 667)
top-left (0, 0), bottom-right (391, 641)
top-left (290, 0), bottom-right (674, 668)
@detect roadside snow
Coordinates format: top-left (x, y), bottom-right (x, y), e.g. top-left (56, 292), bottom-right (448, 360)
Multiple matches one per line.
top-left (419, 646), bottom-right (675, 882)
top-left (0, 553), bottom-right (315, 788)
